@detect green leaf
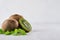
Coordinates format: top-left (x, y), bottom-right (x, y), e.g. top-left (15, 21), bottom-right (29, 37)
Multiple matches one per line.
top-left (1, 28), bottom-right (27, 35)
top-left (12, 28), bottom-right (26, 35)
top-left (11, 31), bottom-right (14, 34)
top-left (5, 31), bottom-right (11, 35)
top-left (18, 28), bottom-right (26, 35)
top-left (12, 29), bottom-right (18, 35)
top-left (0, 29), bottom-right (4, 34)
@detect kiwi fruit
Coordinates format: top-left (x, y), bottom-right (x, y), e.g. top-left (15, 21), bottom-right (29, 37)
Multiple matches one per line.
top-left (2, 19), bottom-right (18, 31)
top-left (19, 18), bottom-right (32, 32)
top-left (9, 14), bottom-right (23, 28)
top-left (9, 14), bottom-right (23, 21)
top-left (9, 14), bottom-right (32, 32)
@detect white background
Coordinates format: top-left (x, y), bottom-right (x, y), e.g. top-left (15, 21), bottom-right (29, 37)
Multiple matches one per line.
top-left (0, 0), bottom-right (60, 40)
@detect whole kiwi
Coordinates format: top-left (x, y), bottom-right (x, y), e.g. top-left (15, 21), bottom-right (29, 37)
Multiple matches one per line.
top-left (2, 19), bottom-right (18, 31)
top-left (9, 14), bottom-right (23, 21)
top-left (9, 14), bottom-right (23, 28)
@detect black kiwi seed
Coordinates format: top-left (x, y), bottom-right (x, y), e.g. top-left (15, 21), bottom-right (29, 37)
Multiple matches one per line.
top-left (2, 19), bottom-right (18, 32)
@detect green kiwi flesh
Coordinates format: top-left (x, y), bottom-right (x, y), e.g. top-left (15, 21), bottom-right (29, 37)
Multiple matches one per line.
top-left (19, 18), bottom-right (32, 32)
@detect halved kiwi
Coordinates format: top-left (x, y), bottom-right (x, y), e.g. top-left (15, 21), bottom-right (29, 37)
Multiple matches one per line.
top-left (19, 18), bottom-right (32, 32)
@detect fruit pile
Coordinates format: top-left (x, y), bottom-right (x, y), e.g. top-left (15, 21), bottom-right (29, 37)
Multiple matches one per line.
top-left (0, 14), bottom-right (32, 35)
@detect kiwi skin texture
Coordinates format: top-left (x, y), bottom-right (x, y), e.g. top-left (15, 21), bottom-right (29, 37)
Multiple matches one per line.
top-left (9, 14), bottom-right (23, 29)
top-left (9, 14), bottom-right (23, 22)
top-left (2, 19), bottom-right (18, 32)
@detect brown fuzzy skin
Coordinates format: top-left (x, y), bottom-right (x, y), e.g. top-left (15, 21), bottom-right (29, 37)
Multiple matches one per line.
top-left (9, 14), bottom-right (23, 28)
top-left (9, 14), bottom-right (23, 21)
top-left (2, 19), bottom-right (18, 31)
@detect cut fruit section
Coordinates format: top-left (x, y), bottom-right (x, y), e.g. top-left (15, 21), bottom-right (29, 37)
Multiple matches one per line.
top-left (19, 18), bottom-right (32, 32)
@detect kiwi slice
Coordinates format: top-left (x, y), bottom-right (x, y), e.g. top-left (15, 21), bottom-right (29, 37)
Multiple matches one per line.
top-left (19, 18), bottom-right (32, 32)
